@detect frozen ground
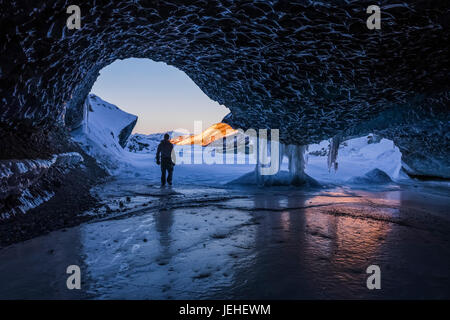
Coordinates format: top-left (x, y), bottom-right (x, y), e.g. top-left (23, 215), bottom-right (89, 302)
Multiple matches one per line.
top-left (0, 147), bottom-right (449, 299)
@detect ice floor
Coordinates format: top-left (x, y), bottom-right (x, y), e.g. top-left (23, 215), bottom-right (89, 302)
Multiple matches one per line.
top-left (1, 151), bottom-right (450, 299)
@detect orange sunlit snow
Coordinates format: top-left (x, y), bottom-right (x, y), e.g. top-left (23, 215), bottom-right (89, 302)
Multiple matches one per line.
top-left (170, 123), bottom-right (237, 146)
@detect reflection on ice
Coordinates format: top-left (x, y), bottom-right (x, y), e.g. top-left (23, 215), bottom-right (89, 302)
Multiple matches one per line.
top-left (0, 180), bottom-right (449, 299)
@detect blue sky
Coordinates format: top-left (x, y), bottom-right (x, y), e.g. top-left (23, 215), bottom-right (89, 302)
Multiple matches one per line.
top-left (90, 58), bottom-right (230, 134)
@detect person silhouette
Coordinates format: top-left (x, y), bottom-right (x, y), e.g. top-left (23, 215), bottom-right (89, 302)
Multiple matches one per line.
top-left (156, 133), bottom-right (175, 186)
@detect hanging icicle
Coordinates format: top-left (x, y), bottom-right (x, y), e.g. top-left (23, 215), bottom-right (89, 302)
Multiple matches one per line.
top-left (327, 135), bottom-right (341, 172)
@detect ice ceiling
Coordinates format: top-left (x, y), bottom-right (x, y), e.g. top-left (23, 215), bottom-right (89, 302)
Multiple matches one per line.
top-left (0, 0), bottom-right (448, 177)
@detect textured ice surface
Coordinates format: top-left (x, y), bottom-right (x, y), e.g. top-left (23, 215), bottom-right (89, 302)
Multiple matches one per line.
top-left (0, 152), bottom-right (84, 219)
top-left (1, 179), bottom-right (449, 299)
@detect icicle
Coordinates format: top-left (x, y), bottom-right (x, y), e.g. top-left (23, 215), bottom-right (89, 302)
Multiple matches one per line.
top-left (278, 143), bottom-right (285, 175)
top-left (327, 135), bottom-right (341, 172)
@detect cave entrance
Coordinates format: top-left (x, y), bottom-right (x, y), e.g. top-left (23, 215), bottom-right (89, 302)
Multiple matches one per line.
top-left (90, 58), bottom-right (230, 135)
top-left (70, 58), bottom-right (404, 186)
top-left (70, 58), bottom-right (255, 181)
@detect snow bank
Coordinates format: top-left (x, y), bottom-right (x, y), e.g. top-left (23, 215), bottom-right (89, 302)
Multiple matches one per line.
top-left (347, 168), bottom-right (394, 185)
top-left (71, 94), bottom-right (138, 173)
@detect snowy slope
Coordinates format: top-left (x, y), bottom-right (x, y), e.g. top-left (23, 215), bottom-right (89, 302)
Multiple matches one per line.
top-left (71, 94), bottom-right (137, 172)
top-left (126, 133), bottom-right (166, 154)
top-left (126, 131), bottom-right (186, 154)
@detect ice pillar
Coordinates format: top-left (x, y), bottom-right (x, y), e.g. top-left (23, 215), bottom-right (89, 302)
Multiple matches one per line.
top-left (285, 144), bottom-right (308, 185)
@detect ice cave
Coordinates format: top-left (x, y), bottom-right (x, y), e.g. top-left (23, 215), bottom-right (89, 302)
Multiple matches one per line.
top-left (0, 0), bottom-right (449, 300)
